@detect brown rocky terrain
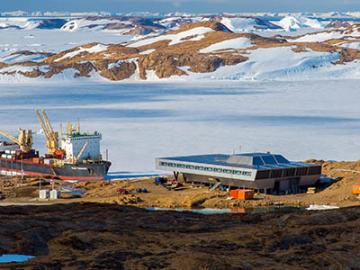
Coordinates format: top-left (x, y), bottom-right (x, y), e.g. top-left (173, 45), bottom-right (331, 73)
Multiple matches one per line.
top-left (0, 203), bottom-right (360, 269)
top-left (1, 160), bottom-right (359, 209)
top-left (0, 160), bottom-right (359, 269)
top-left (75, 159), bottom-right (360, 209)
top-left (0, 21), bottom-right (359, 81)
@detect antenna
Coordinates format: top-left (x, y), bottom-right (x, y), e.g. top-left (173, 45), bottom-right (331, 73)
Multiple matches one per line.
top-left (60, 123), bottom-right (63, 138)
top-left (77, 118), bottom-right (80, 133)
top-left (67, 122), bottom-right (73, 136)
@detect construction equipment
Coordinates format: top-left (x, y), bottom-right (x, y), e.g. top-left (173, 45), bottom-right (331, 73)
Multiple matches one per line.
top-left (36, 109), bottom-right (64, 157)
top-left (0, 129), bottom-right (32, 152)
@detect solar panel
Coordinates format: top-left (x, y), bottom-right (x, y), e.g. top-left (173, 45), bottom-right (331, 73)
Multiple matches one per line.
top-left (253, 156), bottom-right (264, 166)
top-left (262, 155), bottom-right (277, 165)
top-left (274, 155), bottom-right (290, 164)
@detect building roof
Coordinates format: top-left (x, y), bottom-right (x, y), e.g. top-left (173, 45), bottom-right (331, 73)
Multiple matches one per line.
top-left (159, 152), bottom-right (318, 171)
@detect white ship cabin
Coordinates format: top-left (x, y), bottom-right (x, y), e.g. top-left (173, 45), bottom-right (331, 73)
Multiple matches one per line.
top-left (61, 131), bottom-right (102, 161)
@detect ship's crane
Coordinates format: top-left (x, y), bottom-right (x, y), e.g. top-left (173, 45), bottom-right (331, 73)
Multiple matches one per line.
top-left (73, 142), bottom-right (88, 164)
top-left (35, 109), bottom-right (64, 158)
top-left (0, 129), bottom-right (32, 152)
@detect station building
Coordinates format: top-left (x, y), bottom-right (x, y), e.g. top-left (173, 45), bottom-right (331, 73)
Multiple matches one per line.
top-left (156, 152), bottom-right (322, 194)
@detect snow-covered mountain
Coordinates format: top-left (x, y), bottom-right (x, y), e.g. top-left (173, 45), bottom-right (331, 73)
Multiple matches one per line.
top-left (60, 16), bottom-right (168, 35)
top-left (272, 16), bottom-right (325, 32)
top-left (0, 15), bottom-right (359, 82)
top-left (220, 17), bottom-right (281, 32)
top-left (0, 17), bottom-right (67, 30)
top-left (0, 14), bottom-right (349, 32)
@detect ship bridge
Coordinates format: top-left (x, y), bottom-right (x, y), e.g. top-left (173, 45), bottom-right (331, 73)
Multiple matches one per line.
top-left (61, 131), bottom-right (102, 161)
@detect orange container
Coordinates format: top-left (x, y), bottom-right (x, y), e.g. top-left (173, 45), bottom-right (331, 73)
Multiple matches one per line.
top-left (230, 190), bottom-right (239, 199)
top-left (230, 189), bottom-right (254, 200)
top-left (352, 185), bottom-right (360, 195)
top-left (238, 189), bottom-right (254, 200)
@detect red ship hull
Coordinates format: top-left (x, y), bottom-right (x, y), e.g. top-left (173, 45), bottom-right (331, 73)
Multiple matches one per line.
top-left (0, 158), bottom-right (111, 181)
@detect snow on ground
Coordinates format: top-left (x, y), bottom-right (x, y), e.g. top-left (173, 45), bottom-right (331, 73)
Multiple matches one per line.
top-left (139, 49), bottom-right (155, 55)
top-left (273, 16), bottom-right (325, 32)
top-left (0, 80), bottom-right (360, 172)
top-left (108, 58), bottom-right (137, 69)
top-left (159, 16), bottom-right (186, 28)
top-left (0, 53), bottom-right (47, 64)
top-left (0, 17), bottom-right (40, 30)
top-left (60, 18), bottom-right (131, 32)
top-left (128, 27), bottom-right (214, 47)
top-left (191, 46), bottom-right (341, 81)
top-left (0, 65), bottom-right (39, 73)
top-left (340, 41), bottom-right (360, 50)
top-left (220, 17), bottom-right (280, 32)
top-left (1, 45), bottom-right (357, 83)
top-left (199, 37), bottom-right (252, 53)
top-left (292, 31), bottom-right (344, 42)
top-left (55, 44), bottom-right (108, 62)
top-left (0, 29), bottom-right (131, 58)
top-left (221, 17), bottom-right (260, 32)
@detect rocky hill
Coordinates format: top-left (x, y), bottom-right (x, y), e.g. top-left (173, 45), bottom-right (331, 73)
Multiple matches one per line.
top-left (0, 20), bottom-right (359, 82)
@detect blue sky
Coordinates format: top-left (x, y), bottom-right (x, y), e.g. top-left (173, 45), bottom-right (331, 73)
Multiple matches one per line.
top-left (1, 0), bottom-right (360, 13)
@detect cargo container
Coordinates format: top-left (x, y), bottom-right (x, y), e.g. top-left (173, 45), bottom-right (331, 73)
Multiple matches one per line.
top-left (352, 185), bottom-right (360, 195)
top-left (230, 189), bottom-right (254, 200)
top-left (230, 189), bottom-right (240, 199)
top-left (49, 190), bottom-right (60, 200)
top-left (39, 190), bottom-right (49, 200)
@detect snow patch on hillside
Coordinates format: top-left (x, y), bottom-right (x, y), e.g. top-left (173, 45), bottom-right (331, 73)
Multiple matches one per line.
top-left (0, 53), bottom-right (47, 64)
top-left (0, 67), bottom-right (106, 83)
top-left (340, 42), bottom-right (360, 50)
top-left (55, 44), bottom-right (108, 62)
top-left (192, 47), bottom-right (341, 81)
top-left (108, 58), bottom-right (137, 69)
top-left (293, 31), bottom-right (344, 42)
top-left (128, 27), bottom-right (213, 47)
top-left (139, 49), bottom-right (155, 55)
top-left (199, 37), bottom-right (252, 53)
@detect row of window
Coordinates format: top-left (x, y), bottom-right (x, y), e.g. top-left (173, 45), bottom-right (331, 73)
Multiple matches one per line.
top-left (255, 166), bottom-right (322, 179)
top-left (159, 161), bottom-right (252, 177)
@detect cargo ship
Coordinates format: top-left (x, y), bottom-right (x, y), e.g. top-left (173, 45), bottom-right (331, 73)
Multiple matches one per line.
top-left (0, 110), bottom-right (111, 181)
